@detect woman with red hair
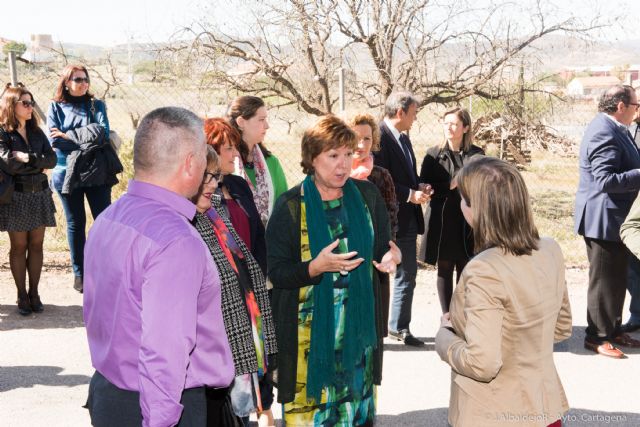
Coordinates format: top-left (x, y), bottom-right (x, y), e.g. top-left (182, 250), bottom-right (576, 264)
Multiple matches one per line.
top-left (204, 118), bottom-right (266, 274)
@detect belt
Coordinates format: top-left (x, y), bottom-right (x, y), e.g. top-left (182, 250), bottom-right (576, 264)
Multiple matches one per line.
top-left (14, 174), bottom-right (49, 193)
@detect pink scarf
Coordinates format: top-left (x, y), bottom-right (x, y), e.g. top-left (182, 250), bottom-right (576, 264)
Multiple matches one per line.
top-left (350, 154), bottom-right (374, 180)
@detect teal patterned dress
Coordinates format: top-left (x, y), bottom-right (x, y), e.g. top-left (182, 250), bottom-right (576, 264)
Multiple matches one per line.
top-left (284, 197), bottom-right (376, 426)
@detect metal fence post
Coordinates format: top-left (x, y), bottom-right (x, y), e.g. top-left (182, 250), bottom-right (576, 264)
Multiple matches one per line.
top-left (8, 51), bottom-right (18, 87)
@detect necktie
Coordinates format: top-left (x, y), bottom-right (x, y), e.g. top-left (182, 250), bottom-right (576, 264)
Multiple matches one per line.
top-left (625, 129), bottom-right (640, 154)
top-left (399, 134), bottom-right (414, 168)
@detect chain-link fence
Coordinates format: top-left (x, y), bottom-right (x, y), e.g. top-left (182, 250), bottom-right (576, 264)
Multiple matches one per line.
top-left (1, 51), bottom-right (600, 266)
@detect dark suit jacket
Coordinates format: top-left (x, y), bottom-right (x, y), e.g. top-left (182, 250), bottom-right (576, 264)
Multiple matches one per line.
top-left (373, 121), bottom-right (424, 236)
top-left (575, 113), bottom-right (640, 242)
top-left (220, 174), bottom-right (267, 273)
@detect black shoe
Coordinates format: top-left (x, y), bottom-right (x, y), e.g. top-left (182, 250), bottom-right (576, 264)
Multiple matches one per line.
top-left (17, 295), bottom-right (32, 316)
top-left (621, 321), bottom-right (640, 333)
top-left (388, 330), bottom-right (424, 347)
top-left (73, 276), bottom-right (83, 294)
top-left (29, 294), bottom-right (44, 313)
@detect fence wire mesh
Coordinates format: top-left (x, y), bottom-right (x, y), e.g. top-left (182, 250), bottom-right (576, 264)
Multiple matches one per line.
top-left (1, 52), bottom-right (601, 266)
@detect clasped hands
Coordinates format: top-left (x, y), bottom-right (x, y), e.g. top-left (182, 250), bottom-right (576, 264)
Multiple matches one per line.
top-left (308, 239), bottom-right (402, 277)
top-left (10, 151), bottom-right (29, 163)
top-left (411, 183), bottom-right (434, 204)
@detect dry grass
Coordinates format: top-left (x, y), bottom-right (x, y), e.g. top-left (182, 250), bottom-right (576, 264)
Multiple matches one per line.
top-left (0, 144), bottom-right (587, 270)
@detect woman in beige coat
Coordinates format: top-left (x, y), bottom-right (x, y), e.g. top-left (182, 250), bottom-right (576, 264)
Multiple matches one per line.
top-left (435, 157), bottom-right (572, 427)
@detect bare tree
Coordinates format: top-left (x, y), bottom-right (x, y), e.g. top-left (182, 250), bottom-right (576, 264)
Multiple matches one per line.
top-left (177, 0), bottom-right (608, 115)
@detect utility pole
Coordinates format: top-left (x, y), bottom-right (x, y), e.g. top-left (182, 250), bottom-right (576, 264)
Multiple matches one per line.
top-left (8, 51), bottom-right (18, 87)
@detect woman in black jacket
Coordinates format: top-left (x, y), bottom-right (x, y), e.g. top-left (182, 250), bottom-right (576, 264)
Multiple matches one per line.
top-left (419, 107), bottom-right (484, 314)
top-left (0, 86), bottom-right (56, 315)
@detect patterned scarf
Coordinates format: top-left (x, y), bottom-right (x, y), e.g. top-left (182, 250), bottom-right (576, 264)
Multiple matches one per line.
top-left (206, 207), bottom-right (268, 376)
top-left (234, 144), bottom-right (274, 225)
top-left (302, 175), bottom-right (377, 402)
top-left (193, 196), bottom-right (277, 377)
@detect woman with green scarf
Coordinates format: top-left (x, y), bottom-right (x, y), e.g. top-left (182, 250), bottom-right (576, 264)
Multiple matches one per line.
top-left (266, 115), bottom-right (401, 426)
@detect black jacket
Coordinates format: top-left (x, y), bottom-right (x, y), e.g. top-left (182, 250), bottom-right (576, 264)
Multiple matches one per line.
top-left (220, 173), bottom-right (267, 274)
top-left (373, 122), bottom-right (424, 236)
top-left (61, 124), bottom-right (122, 194)
top-left (419, 144), bottom-right (484, 264)
top-left (0, 126), bottom-right (56, 176)
top-left (266, 179), bottom-right (391, 403)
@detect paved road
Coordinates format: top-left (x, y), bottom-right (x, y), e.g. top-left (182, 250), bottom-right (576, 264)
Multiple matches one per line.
top-left (1, 267), bottom-right (639, 426)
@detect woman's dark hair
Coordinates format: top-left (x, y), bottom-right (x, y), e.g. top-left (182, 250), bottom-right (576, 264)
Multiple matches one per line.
top-left (0, 85), bottom-right (39, 132)
top-left (441, 107), bottom-right (473, 152)
top-left (53, 64), bottom-right (94, 103)
top-left (226, 95), bottom-right (272, 160)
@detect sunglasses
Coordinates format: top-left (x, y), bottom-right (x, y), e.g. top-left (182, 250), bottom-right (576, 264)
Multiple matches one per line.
top-left (70, 77), bottom-right (90, 84)
top-left (17, 100), bottom-right (35, 108)
top-left (203, 171), bottom-right (222, 184)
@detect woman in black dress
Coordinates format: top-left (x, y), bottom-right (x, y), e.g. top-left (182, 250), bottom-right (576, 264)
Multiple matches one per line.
top-left (419, 107), bottom-right (483, 313)
top-left (0, 85), bottom-right (56, 315)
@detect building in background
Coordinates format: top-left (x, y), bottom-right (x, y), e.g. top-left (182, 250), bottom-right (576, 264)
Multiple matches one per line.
top-left (566, 76), bottom-right (622, 99)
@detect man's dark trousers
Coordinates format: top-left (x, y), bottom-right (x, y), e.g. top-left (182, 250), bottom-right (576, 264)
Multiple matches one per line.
top-left (584, 237), bottom-right (630, 341)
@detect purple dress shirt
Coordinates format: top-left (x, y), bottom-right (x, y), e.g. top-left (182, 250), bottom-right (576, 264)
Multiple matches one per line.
top-left (83, 180), bottom-right (234, 427)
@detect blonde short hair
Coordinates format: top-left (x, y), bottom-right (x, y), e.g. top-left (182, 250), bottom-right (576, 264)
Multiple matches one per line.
top-left (349, 113), bottom-right (381, 152)
top-left (457, 157), bottom-right (539, 256)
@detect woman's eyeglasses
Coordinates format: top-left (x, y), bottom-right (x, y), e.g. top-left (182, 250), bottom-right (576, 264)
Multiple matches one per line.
top-left (70, 77), bottom-right (90, 84)
top-left (203, 171), bottom-right (222, 184)
top-left (17, 100), bottom-right (35, 108)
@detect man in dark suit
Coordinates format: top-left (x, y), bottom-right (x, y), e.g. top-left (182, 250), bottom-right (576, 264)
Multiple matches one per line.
top-left (374, 92), bottom-right (431, 346)
top-left (575, 84), bottom-right (640, 358)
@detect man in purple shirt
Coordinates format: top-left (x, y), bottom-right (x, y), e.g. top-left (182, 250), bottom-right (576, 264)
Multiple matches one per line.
top-left (83, 107), bottom-right (234, 427)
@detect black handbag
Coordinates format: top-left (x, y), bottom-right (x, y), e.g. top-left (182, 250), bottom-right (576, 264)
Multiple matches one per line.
top-left (0, 169), bottom-right (14, 204)
top-left (205, 386), bottom-right (243, 427)
top-left (0, 128), bottom-right (14, 204)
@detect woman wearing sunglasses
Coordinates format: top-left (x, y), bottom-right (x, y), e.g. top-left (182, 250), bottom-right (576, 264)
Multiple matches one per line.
top-left (0, 86), bottom-right (56, 315)
top-left (46, 64), bottom-right (114, 293)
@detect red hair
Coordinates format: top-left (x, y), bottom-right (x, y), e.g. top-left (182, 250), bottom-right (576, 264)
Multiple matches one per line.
top-left (204, 117), bottom-right (241, 154)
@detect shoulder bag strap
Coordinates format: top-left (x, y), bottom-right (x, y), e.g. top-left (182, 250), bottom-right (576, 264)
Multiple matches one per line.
top-left (88, 98), bottom-right (96, 124)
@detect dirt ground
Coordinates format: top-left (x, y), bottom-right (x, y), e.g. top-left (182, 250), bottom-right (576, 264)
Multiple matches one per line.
top-left (1, 247), bottom-right (639, 426)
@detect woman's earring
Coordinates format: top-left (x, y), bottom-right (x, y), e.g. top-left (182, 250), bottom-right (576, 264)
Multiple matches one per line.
top-left (64, 87), bottom-right (69, 91)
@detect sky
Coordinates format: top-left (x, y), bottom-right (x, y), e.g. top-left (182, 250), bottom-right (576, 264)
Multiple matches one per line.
top-left (4, 0), bottom-right (640, 47)
top-left (5, 0), bottom-right (211, 46)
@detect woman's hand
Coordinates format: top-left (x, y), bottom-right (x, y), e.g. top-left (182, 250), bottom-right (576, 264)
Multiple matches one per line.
top-left (308, 239), bottom-right (364, 277)
top-left (49, 128), bottom-right (69, 140)
top-left (373, 240), bottom-right (402, 274)
top-left (11, 151), bottom-right (29, 163)
top-left (440, 312), bottom-right (453, 329)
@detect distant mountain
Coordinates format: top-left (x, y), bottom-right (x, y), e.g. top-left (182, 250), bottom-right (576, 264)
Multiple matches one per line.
top-left (37, 41), bottom-right (166, 64)
top-left (530, 35), bottom-right (640, 70)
